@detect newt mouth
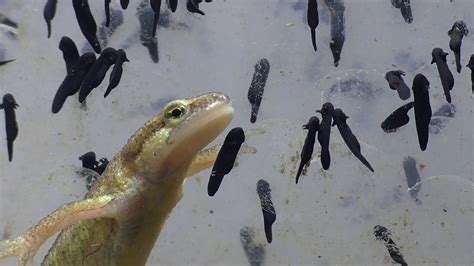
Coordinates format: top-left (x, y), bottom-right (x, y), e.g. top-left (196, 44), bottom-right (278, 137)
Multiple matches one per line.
top-left (169, 93), bottom-right (234, 152)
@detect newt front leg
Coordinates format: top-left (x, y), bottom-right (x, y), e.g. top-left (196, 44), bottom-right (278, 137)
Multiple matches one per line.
top-left (186, 144), bottom-right (257, 177)
top-left (0, 194), bottom-right (121, 265)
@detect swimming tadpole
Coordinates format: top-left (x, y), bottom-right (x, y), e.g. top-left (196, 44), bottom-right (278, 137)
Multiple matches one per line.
top-left (207, 127), bottom-right (245, 196)
top-left (256, 179), bottom-right (276, 243)
top-left (247, 58), bottom-right (270, 123)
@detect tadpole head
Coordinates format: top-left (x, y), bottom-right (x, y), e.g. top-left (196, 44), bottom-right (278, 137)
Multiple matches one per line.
top-left (332, 108), bottom-right (348, 124)
top-left (412, 74), bottom-right (430, 92)
top-left (101, 47), bottom-right (118, 64)
top-left (373, 225), bottom-right (391, 240)
top-left (318, 102), bottom-right (334, 116)
top-left (116, 49), bottom-right (130, 63)
top-left (2, 93), bottom-right (18, 108)
top-left (431, 48), bottom-right (448, 63)
top-left (303, 116), bottom-right (320, 130)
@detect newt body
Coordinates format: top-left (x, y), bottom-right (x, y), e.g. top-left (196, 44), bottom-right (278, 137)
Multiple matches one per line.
top-left (1, 93), bottom-right (236, 266)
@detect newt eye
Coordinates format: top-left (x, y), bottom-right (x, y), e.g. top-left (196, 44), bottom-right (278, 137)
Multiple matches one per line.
top-left (170, 107), bottom-right (183, 118)
top-left (164, 103), bottom-right (187, 124)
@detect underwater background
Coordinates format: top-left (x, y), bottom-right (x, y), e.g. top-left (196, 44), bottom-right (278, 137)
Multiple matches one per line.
top-left (0, 0), bottom-right (472, 265)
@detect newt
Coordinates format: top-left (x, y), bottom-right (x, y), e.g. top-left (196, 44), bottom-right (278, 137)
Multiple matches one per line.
top-left (0, 92), bottom-right (246, 266)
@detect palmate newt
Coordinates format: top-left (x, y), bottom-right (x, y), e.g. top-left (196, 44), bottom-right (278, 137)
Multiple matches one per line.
top-left (0, 92), bottom-right (241, 266)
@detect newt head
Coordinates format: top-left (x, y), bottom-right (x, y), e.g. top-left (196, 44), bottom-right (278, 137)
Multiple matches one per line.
top-left (128, 92), bottom-right (234, 181)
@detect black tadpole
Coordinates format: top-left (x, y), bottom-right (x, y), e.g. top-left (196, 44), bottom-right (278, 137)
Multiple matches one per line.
top-left (448, 21), bottom-right (468, 73)
top-left (316, 102), bottom-right (334, 170)
top-left (380, 102), bottom-right (414, 133)
top-left (248, 58), bottom-right (270, 123)
top-left (296, 116), bottom-right (319, 184)
top-left (412, 74), bottom-right (432, 151)
top-left (150, 0), bottom-right (162, 38)
top-left (79, 151), bottom-right (109, 175)
top-left (104, 49), bottom-right (129, 98)
top-left (324, 0), bottom-right (345, 67)
top-left (373, 225), bottom-right (408, 266)
top-left (52, 76), bottom-right (74, 114)
top-left (332, 108), bottom-right (374, 172)
top-left (79, 151), bottom-right (98, 170)
top-left (43, 0), bottom-right (57, 38)
top-left (391, 0), bottom-right (412, 24)
top-left (385, 70), bottom-right (410, 100)
top-left (402, 156), bottom-right (421, 202)
top-left (137, 0), bottom-right (159, 63)
top-left (59, 36), bottom-right (80, 75)
top-left (256, 179), bottom-right (276, 243)
top-left (79, 47), bottom-right (117, 103)
top-left (207, 127), bottom-right (245, 196)
top-left (186, 0), bottom-right (205, 16)
top-left (79, 151), bottom-right (109, 190)
top-left (431, 48), bottom-right (454, 103)
top-left (51, 53), bottom-right (96, 114)
top-left (467, 55), bottom-right (474, 93)
top-left (72, 0), bottom-right (101, 53)
top-left (240, 226), bottom-right (266, 266)
top-left (105, 0), bottom-right (111, 27)
top-left (307, 0), bottom-right (319, 52)
top-left (399, 0), bottom-right (412, 23)
top-left (0, 94), bottom-right (19, 162)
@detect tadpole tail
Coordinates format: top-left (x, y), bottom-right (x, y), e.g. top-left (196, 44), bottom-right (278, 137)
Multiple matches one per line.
top-left (0, 59), bottom-right (15, 66)
top-left (296, 162), bottom-right (304, 184)
top-left (46, 21), bottom-right (52, 38)
top-left (43, 0), bottom-right (57, 38)
top-left (104, 86), bottom-right (112, 98)
top-left (105, 0), bottom-right (111, 27)
top-left (7, 140), bottom-right (13, 162)
top-left (250, 104), bottom-right (259, 123)
top-left (256, 179), bottom-right (276, 244)
top-left (145, 40), bottom-right (159, 63)
top-left (310, 28), bottom-right (317, 51)
top-left (445, 89), bottom-right (452, 103)
top-left (471, 72), bottom-right (474, 93)
top-left (169, 0), bottom-right (178, 12)
top-left (263, 212), bottom-right (275, 243)
top-left (187, 0), bottom-right (205, 16)
top-left (416, 123), bottom-right (429, 151)
top-left (104, 69), bottom-right (120, 98)
top-left (150, 0), bottom-right (162, 38)
top-left (454, 52), bottom-right (461, 73)
top-left (120, 0), bottom-right (129, 9)
top-left (355, 153), bottom-right (374, 172)
top-left (320, 147), bottom-right (330, 170)
top-left (52, 90), bottom-right (68, 114)
top-left (78, 85), bottom-right (91, 103)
